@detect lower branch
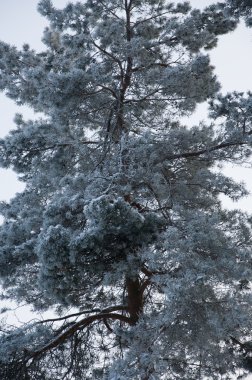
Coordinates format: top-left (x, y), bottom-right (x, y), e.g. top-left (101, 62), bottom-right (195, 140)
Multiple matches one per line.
top-left (36, 305), bottom-right (128, 324)
top-left (29, 312), bottom-right (131, 360)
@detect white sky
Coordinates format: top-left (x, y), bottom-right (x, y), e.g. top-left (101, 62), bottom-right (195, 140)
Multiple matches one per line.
top-left (0, 2), bottom-right (252, 377)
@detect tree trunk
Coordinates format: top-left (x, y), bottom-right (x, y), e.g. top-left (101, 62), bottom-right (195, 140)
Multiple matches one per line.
top-left (126, 276), bottom-right (143, 324)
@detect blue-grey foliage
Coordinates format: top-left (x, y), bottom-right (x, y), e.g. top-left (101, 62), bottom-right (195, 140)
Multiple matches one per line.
top-left (222, 0), bottom-right (252, 26)
top-left (0, 0), bottom-right (251, 379)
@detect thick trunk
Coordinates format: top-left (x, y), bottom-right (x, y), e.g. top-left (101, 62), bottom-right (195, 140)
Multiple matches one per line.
top-left (126, 276), bottom-right (143, 324)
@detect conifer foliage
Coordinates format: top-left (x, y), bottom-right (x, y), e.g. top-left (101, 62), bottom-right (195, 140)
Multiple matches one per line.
top-left (0, 1), bottom-right (252, 379)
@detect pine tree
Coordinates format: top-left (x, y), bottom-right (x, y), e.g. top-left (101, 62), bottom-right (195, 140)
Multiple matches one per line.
top-left (224, 0), bottom-right (252, 26)
top-left (0, 1), bottom-right (252, 379)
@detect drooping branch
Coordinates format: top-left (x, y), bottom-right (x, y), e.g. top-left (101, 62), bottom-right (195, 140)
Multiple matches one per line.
top-left (29, 311), bottom-right (132, 360)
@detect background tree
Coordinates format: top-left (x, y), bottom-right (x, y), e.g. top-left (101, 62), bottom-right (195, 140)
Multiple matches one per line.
top-left (0, 0), bottom-right (252, 379)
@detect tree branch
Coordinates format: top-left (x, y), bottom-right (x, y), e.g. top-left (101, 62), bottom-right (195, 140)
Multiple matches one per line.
top-left (132, 62), bottom-right (170, 73)
top-left (21, 140), bottom-right (101, 154)
top-left (132, 11), bottom-right (172, 29)
top-left (29, 312), bottom-right (131, 359)
top-left (36, 305), bottom-right (128, 324)
top-left (91, 39), bottom-right (123, 75)
top-left (98, 1), bottom-right (123, 21)
top-left (154, 137), bottom-right (252, 165)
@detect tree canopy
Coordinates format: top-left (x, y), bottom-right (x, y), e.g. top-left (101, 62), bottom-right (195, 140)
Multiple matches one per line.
top-left (0, 0), bottom-right (252, 379)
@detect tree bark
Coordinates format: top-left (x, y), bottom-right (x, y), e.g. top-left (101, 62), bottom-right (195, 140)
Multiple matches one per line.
top-left (126, 276), bottom-right (143, 324)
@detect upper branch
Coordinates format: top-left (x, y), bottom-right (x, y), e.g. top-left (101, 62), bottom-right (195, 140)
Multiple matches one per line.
top-left (91, 39), bottom-right (124, 77)
top-left (154, 136), bottom-right (252, 165)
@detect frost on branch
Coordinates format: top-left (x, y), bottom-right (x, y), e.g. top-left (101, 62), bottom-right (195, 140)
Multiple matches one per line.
top-left (0, 0), bottom-right (251, 379)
